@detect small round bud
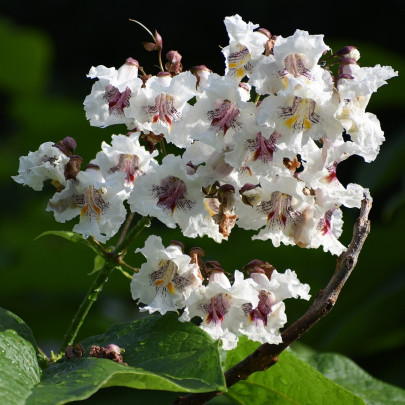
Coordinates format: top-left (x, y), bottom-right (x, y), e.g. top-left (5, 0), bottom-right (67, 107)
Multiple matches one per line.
top-left (258, 27), bottom-right (271, 39)
top-left (125, 57), bottom-right (140, 67)
top-left (169, 240), bottom-right (185, 252)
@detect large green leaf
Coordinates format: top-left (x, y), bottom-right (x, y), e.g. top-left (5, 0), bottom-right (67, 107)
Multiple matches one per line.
top-left (78, 313), bottom-right (226, 392)
top-left (211, 339), bottom-right (405, 405)
top-left (0, 309), bottom-right (41, 405)
top-left (1, 309), bottom-right (225, 404)
top-left (294, 349), bottom-right (405, 405)
top-left (210, 338), bottom-right (364, 404)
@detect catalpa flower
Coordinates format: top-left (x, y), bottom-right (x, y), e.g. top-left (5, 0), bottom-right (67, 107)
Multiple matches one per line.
top-left (91, 132), bottom-right (158, 189)
top-left (222, 14), bottom-right (267, 81)
top-left (298, 138), bottom-right (364, 209)
top-left (131, 235), bottom-right (202, 314)
top-left (180, 270), bottom-right (259, 350)
top-left (236, 175), bottom-right (310, 247)
top-left (336, 98), bottom-right (386, 163)
top-left (239, 268), bottom-right (310, 344)
top-left (256, 86), bottom-right (342, 154)
top-left (185, 73), bottom-right (256, 152)
top-left (46, 165), bottom-right (127, 243)
top-left (250, 29), bottom-right (330, 95)
top-left (307, 203), bottom-right (346, 255)
top-left (84, 58), bottom-right (142, 128)
top-left (125, 71), bottom-right (197, 148)
top-left (129, 154), bottom-right (226, 241)
top-left (12, 141), bottom-right (70, 191)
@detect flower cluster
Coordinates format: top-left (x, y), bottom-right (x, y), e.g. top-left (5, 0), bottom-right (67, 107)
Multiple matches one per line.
top-left (131, 235), bottom-right (310, 349)
top-left (12, 15), bottom-right (396, 348)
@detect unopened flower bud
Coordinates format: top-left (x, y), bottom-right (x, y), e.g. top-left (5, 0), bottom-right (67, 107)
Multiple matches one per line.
top-left (205, 260), bottom-right (225, 275)
top-left (125, 57), bottom-right (140, 67)
top-left (169, 240), bottom-right (185, 252)
top-left (154, 30), bottom-right (163, 49)
top-left (334, 46), bottom-right (360, 61)
top-left (243, 259), bottom-right (275, 279)
top-left (191, 65), bottom-right (212, 87)
top-left (166, 50), bottom-right (182, 63)
top-left (258, 28), bottom-right (271, 39)
top-left (165, 50), bottom-right (183, 75)
top-left (54, 136), bottom-right (77, 157)
top-left (189, 246), bottom-right (205, 281)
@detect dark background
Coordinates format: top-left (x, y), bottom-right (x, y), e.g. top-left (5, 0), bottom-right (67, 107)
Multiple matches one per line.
top-left (1, 0), bottom-right (404, 402)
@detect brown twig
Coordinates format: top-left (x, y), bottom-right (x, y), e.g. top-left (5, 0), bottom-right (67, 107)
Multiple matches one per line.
top-left (173, 190), bottom-right (372, 405)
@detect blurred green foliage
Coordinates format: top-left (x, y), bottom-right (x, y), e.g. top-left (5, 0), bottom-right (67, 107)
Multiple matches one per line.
top-left (0, 16), bottom-right (404, 404)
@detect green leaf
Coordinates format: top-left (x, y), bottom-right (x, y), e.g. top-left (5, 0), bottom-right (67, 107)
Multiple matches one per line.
top-left (78, 313), bottom-right (226, 393)
top-left (0, 307), bottom-right (38, 350)
top-left (294, 350), bottom-right (405, 405)
top-left (88, 255), bottom-right (105, 275)
top-left (210, 338), bottom-right (365, 405)
top-left (0, 309), bottom-right (41, 405)
top-left (25, 313), bottom-right (225, 404)
top-left (35, 231), bottom-right (100, 255)
top-left (35, 231), bottom-right (88, 244)
top-left (1, 310), bottom-right (225, 404)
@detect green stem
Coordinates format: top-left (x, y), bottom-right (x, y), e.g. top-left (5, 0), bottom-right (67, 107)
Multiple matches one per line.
top-left (116, 215), bottom-right (151, 254)
top-left (58, 261), bottom-right (116, 355)
top-left (58, 215), bottom-right (151, 356)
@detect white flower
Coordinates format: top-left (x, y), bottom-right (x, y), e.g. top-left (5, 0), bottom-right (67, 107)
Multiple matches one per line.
top-left (337, 98), bottom-right (386, 163)
top-left (222, 14), bottom-right (267, 81)
top-left (125, 71), bottom-right (197, 148)
top-left (250, 29), bottom-right (330, 95)
top-left (131, 235), bottom-right (202, 314)
top-left (236, 176), bottom-right (310, 248)
top-left (12, 142), bottom-right (69, 191)
top-left (337, 64), bottom-right (398, 102)
top-left (180, 270), bottom-right (259, 350)
top-left (256, 85), bottom-right (342, 153)
top-left (84, 58), bottom-right (142, 128)
top-left (224, 125), bottom-right (290, 180)
top-left (299, 138), bottom-right (364, 208)
top-left (185, 73), bottom-right (256, 152)
top-left (239, 269), bottom-right (310, 344)
top-left (46, 166), bottom-right (127, 243)
top-left (129, 154), bottom-right (226, 242)
top-left (307, 204), bottom-right (346, 255)
top-left (91, 132), bottom-right (158, 189)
